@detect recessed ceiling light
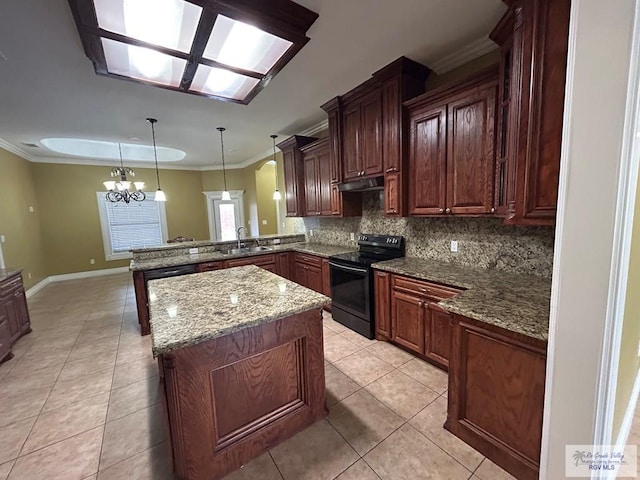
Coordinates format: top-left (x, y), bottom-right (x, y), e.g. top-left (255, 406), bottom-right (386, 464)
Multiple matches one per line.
top-left (67, 0), bottom-right (318, 104)
top-left (41, 138), bottom-right (185, 162)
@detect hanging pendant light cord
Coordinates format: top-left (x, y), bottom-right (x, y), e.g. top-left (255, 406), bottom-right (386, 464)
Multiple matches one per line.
top-left (271, 134), bottom-right (278, 186)
top-left (217, 127), bottom-right (228, 191)
top-left (149, 119), bottom-right (161, 189)
top-left (118, 143), bottom-right (124, 170)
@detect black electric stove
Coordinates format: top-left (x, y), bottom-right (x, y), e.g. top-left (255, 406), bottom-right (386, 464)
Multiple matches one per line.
top-left (328, 234), bottom-right (405, 339)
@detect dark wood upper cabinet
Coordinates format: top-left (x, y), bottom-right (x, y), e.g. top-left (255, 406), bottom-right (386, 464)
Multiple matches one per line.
top-left (322, 57), bottom-right (430, 216)
top-left (303, 149), bottom-right (321, 216)
top-left (405, 69), bottom-right (498, 217)
top-left (491, 0), bottom-right (570, 225)
top-left (277, 135), bottom-right (317, 217)
top-left (408, 104), bottom-right (447, 215)
top-left (300, 138), bottom-right (331, 217)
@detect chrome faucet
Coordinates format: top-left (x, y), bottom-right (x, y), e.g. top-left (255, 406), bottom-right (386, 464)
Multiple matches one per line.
top-left (236, 226), bottom-right (247, 249)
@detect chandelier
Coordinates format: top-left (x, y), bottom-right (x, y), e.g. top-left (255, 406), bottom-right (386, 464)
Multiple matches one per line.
top-left (103, 144), bottom-right (145, 203)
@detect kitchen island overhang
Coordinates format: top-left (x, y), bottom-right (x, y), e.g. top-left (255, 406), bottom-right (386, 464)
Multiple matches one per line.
top-left (148, 266), bottom-right (330, 480)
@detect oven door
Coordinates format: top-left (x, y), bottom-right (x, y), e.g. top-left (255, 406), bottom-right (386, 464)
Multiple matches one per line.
top-left (329, 260), bottom-right (371, 320)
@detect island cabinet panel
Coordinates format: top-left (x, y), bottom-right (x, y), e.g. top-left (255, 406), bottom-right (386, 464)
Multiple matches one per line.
top-left (1, 273), bottom-right (31, 345)
top-left (133, 271), bottom-right (150, 336)
top-left (0, 314), bottom-right (12, 363)
top-left (446, 314), bottom-right (547, 480)
top-left (374, 271), bottom-right (391, 339)
top-left (406, 69), bottom-right (498, 217)
top-left (158, 308), bottom-right (327, 480)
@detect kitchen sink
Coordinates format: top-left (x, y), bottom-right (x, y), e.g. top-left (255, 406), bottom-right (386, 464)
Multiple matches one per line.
top-left (223, 246), bottom-right (273, 255)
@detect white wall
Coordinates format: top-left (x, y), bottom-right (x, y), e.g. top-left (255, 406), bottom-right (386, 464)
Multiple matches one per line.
top-left (541, 0), bottom-right (637, 478)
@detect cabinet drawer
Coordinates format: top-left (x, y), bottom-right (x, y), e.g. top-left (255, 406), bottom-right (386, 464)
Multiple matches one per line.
top-left (392, 275), bottom-right (461, 300)
top-left (197, 261), bottom-right (225, 273)
top-left (0, 275), bottom-right (23, 295)
top-left (227, 254), bottom-right (276, 268)
top-left (294, 253), bottom-right (323, 268)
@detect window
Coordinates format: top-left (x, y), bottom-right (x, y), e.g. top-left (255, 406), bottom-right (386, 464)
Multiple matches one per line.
top-left (97, 192), bottom-right (168, 260)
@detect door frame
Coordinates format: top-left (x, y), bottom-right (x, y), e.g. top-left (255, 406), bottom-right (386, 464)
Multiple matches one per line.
top-left (203, 190), bottom-right (245, 241)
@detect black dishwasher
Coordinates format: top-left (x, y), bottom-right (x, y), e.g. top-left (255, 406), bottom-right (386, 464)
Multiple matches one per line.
top-left (144, 264), bottom-right (197, 282)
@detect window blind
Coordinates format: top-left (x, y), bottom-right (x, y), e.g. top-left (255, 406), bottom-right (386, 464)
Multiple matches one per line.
top-left (104, 198), bottom-right (163, 252)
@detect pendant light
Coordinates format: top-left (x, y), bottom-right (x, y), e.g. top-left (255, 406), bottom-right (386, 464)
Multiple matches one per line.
top-left (217, 127), bottom-right (231, 200)
top-left (147, 118), bottom-right (166, 202)
top-left (271, 134), bottom-right (281, 200)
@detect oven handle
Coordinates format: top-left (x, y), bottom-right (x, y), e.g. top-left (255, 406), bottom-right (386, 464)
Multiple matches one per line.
top-left (329, 261), bottom-right (369, 275)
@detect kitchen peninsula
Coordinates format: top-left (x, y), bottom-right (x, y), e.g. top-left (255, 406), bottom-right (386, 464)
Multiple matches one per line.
top-left (148, 265), bottom-right (330, 480)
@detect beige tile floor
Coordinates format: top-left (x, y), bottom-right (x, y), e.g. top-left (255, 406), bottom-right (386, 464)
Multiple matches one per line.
top-left (0, 273), bottom-right (515, 480)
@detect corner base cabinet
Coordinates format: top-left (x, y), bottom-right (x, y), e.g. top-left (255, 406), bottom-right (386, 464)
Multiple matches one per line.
top-left (1, 272), bottom-right (31, 356)
top-left (446, 313), bottom-right (546, 480)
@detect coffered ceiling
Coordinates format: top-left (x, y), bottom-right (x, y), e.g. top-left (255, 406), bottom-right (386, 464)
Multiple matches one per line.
top-left (0, 0), bottom-right (506, 169)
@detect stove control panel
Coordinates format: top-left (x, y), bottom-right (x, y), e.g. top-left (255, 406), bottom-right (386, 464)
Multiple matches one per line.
top-left (357, 234), bottom-right (404, 250)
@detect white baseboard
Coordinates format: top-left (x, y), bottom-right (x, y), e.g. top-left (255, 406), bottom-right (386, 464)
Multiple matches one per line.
top-left (25, 267), bottom-right (130, 298)
top-left (25, 277), bottom-right (50, 299)
top-left (615, 367), bottom-right (640, 450)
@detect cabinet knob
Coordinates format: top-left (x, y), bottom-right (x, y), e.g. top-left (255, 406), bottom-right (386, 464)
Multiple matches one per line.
top-left (445, 208), bottom-right (451, 214)
top-left (490, 207), bottom-right (495, 213)
top-left (438, 208), bottom-right (444, 213)
top-left (361, 171), bottom-right (365, 176)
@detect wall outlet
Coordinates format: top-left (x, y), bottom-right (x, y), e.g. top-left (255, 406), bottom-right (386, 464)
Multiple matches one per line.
top-left (450, 240), bottom-right (458, 253)
top-left (28, 206), bottom-right (34, 213)
top-left (282, 222), bottom-right (286, 228)
top-left (262, 220), bottom-right (267, 225)
top-left (0, 235), bottom-right (4, 243)
top-left (350, 232), bottom-right (355, 241)
top-left (27, 272), bottom-right (32, 279)
top-left (90, 258), bottom-right (95, 265)
top-left (309, 230), bottom-right (314, 237)
top-left (273, 238), bottom-right (281, 245)
top-left (189, 248), bottom-right (199, 255)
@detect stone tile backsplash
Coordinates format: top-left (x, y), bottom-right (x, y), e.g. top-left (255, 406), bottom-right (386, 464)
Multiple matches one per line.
top-left (303, 191), bottom-right (555, 278)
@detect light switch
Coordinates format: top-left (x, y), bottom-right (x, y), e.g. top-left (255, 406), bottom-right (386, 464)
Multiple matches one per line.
top-left (262, 220), bottom-right (267, 225)
top-left (450, 241), bottom-right (458, 253)
top-left (28, 206), bottom-right (34, 213)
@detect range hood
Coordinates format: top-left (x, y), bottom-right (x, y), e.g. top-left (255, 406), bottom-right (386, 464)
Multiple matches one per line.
top-left (338, 175), bottom-right (385, 192)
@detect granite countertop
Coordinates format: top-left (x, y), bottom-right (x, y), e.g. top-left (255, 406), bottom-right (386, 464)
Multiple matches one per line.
top-left (130, 243), bottom-right (355, 271)
top-left (372, 257), bottom-right (552, 342)
top-left (130, 233), bottom-right (305, 253)
top-left (148, 265), bottom-right (331, 355)
top-left (0, 269), bottom-right (22, 282)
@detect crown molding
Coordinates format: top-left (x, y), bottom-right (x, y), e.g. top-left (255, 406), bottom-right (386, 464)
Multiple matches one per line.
top-left (429, 36), bottom-right (498, 74)
top-left (0, 138), bottom-right (38, 162)
top-left (0, 118), bottom-right (330, 172)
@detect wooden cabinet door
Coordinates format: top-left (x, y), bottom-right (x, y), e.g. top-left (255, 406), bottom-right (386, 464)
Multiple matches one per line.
top-left (4, 294), bottom-right (22, 343)
top-left (0, 318), bottom-right (11, 362)
top-left (446, 86), bottom-right (497, 215)
top-left (342, 103), bottom-right (362, 180)
top-left (303, 153), bottom-right (320, 216)
top-left (384, 173), bottom-right (401, 215)
top-left (321, 259), bottom-right (331, 297)
top-left (374, 271), bottom-right (391, 339)
top-left (317, 147), bottom-right (333, 216)
top-left (330, 185), bottom-right (342, 216)
top-left (306, 265), bottom-right (323, 294)
top-left (424, 304), bottom-right (452, 370)
top-left (294, 261), bottom-right (307, 287)
top-left (360, 91), bottom-right (383, 176)
top-left (282, 149), bottom-right (301, 216)
top-left (408, 105), bottom-right (447, 215)
top-left (391, 290), bottom-right (425, 354)
top-left (277, 253), bottom-right (290, 280)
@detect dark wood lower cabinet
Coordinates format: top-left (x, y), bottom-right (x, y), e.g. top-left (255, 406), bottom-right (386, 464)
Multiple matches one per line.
top-left (1, 273), bottom-right (31, 348)
top-left (374, 271), bottom-right (391, 339)
top-left (446, 314), bottom-right (546, 480)
top-left (277, 253), bottom-right (291, 280)
top-left (0, 317), bottom-right (13, 363)
top-left (321, 259), bottom-right (331, 297)
top-left (159, 307), bottom-right (327, 480)
top-left (391, 289), bottom-right (425, 354)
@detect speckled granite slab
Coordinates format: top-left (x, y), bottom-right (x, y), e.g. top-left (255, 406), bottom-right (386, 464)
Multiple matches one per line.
top-left (0, 269), bottom-right (22, 282)
top-left (130, 243), bottom-right (355, 271)
top-left (148, 265), bottom-right (331, 355)
top-left (372, 257), bottom-right (551, 341)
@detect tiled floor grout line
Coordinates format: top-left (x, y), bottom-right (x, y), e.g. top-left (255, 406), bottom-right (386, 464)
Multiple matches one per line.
top-left (95, 302), bottom-right (127, 476)
top-left (267, 451), bottom-right (286, 480)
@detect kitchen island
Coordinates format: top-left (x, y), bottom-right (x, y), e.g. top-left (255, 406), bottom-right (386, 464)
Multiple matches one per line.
top-left (148, 265), bottom-right (331, 480)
